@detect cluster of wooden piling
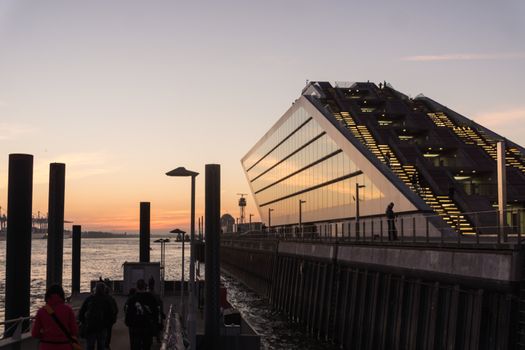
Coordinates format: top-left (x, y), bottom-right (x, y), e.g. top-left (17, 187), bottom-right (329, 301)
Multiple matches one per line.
top-left (221, 238), bottom-right (519, 349)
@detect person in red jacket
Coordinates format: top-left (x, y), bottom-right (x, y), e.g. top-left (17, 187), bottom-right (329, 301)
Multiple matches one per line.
top-left (32, 284), bottom-right (79, 350)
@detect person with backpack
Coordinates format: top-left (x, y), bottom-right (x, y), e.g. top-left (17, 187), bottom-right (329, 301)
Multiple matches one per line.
top-left (125, 279), bottom-right (159, 350)
top-left (104, 284), bottom-right (118, 350)
top-left (147, 277), bottom-right (165, 343)
top-left (78, 282), bottom-right (114, 350)
top-left (32, 284), bottom-right (80, 350)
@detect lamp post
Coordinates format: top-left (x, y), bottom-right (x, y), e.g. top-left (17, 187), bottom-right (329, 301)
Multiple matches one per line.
top-left (170, 228), bottom-right (186, 311)
top-left (268, 208), bottom-right (274, 235)
top-left (299, 200), bottom-right (306, 238)
top-left (355, 183), bottom-right (366, 239)
top-left (249, 213), bottom-right (253, 231)
top-left (154, 238), bottom-right (170, 296)
top-left (166, 166), bottom-right (198, 350)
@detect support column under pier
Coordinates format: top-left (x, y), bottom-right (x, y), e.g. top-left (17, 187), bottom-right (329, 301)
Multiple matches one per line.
top-left (47, 162), bottom-right (66, 287)
top-left (5, 154), bottom-right (33, 337)
top-left (139, 202), bottom-right (150, 263)
top-left (204, 164), bottom-right (221, 347)
top-left (71, 225), bottom-right (81, 294)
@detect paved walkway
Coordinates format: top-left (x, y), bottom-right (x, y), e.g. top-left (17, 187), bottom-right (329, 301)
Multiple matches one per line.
top-left (71, 293), bottom-right (175, 350)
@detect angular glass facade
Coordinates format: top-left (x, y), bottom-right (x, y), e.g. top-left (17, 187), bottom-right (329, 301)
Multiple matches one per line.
top-left (242, 106), bottom-right (385, 227)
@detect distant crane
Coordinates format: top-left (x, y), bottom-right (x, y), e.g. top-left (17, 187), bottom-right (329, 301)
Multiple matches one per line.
top-left (237, 193), bottom-right (247, 225)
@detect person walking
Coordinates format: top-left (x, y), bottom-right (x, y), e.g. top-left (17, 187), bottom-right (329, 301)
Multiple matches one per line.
top-left (78, 282), bottom-right (114, 350)
top-left (104, 284), bottom-right (119, 350)
top-left (148, 277), bottom-right (165, 343)
top-left (386, 202), bottom-right (398, 241)
top-left (32, 284), bottom-right (80, 350)
top-left (125, 279), bottom-right (159, 350)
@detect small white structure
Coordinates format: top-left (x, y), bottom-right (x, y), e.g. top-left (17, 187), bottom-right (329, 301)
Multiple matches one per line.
top-left (123, 262), bottom-right (160, 294)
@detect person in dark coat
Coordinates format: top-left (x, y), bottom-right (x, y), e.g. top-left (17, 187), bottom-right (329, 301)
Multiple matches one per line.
top-left (104, 284), bottom-right (119, 349)
top-left (148, 277), bottom-right (165, 343)
top-left (32, 284), bottom-right (79, 350)
top-left (386, 202), bottom-right (398, 241)
top-left (125, 279), bottom-right (159, 350)
top-left (78, 282), bottom-right (114, 350)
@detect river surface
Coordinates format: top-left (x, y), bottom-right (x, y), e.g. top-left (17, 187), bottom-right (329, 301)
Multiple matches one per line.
top-left (0, 237), bottom-right (337, 350)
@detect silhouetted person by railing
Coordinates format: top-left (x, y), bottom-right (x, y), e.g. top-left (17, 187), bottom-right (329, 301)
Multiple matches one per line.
top-left (32, 284), bottom-right (80, 350)
top-left (386, 202), bottom-right (398, 241)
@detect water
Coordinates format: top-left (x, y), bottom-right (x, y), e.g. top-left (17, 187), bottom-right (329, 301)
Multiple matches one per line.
top-left (0, 237), bottom-right (192, 322)
top-left (222, 275), bottom-right (338, 350)
top-left (0, 237), bottom-right (337, 350)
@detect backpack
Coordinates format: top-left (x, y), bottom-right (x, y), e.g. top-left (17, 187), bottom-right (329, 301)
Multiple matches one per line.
top-left (125, 296), bottom-right (155, 330)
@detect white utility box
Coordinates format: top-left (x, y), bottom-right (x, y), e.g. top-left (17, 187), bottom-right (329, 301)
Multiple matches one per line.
top-left (123, 262), bottom-right (161, 295)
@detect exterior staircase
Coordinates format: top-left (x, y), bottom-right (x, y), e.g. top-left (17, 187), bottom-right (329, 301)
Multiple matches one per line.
top-left (333, 111), bottom-right (475, 234)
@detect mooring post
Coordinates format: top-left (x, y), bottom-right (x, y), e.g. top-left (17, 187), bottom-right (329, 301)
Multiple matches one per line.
top-left (5, 154), bottom-right (33, 337)
top-left (205, 164), bottom-right (221, 348)
top-left (47, 163), bottom-right (66, 287)
top-left (72, 225), bottom-right (81, 294)
top-left (140, 202), bottom-right (151, 262)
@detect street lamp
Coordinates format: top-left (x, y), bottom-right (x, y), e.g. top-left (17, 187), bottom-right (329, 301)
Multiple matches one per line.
top-left (166, 166), bottom-right (198, 350)
top-left (249, 213), bottom-right (253, 231)
top-left (170, 228), bottom-right (186, 311)
top-left (299, 200), bottom-right (306, 237)
top-left (154, 238), bottom-right (170, 296)
top-left (268, 208), bottom-right (274, 235)
top-left (355, 183), bottom-right (366, 239)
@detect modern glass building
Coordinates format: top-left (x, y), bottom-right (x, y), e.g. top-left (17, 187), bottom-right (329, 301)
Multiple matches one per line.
top-left (241, 81), bottom-right (525, 236)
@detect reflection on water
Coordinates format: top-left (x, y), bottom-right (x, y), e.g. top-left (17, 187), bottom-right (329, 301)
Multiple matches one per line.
top-left (221, 275), bottom-right (338, 350)
top-left (0, 237), bottom-right (191, 322)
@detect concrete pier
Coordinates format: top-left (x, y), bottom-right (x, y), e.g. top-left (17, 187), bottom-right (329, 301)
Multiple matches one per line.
top-left (221, 236), bottom-right (525, 349)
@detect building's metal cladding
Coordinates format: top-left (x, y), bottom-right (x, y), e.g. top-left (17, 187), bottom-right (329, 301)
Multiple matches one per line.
top-left (241, 81), bottom-right (525, 236)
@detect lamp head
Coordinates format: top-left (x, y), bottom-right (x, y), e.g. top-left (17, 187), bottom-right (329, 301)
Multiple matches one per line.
top-left (170, 228), bottom-right (186, 234)
top-left (166, 167), bottom-right (199, 177)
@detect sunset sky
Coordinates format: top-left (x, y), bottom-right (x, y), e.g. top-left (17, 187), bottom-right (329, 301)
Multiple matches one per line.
top-left (0, 1), bottom-right (524, 233)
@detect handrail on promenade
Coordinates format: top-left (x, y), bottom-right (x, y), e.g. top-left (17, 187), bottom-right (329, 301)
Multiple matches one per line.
top-left (223, 208), bottom-right (525, 249)
top-left (1, 302), bottom-right (80, 343)
top-left (0, 316), bottom-right (33, 343)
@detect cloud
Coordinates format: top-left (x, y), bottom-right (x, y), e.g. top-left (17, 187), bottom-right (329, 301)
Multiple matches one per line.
top-left (473, 107), bottom-right (525, 145)
top-left (401, 52), bottom-right (525, 62)
top-left (474, 107), bottom-right (525, 127)
top-left (0, 122), bottom-right (35, 140)
top-left (33, 151), bottom-right (119, 183)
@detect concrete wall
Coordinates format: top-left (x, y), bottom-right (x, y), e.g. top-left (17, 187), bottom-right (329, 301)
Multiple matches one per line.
top-left (278, 241), bottom-right (522, 284)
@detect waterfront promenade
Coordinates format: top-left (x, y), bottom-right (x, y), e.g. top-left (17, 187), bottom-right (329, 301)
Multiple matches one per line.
top-left (71, 293), bottom-right (168, 350)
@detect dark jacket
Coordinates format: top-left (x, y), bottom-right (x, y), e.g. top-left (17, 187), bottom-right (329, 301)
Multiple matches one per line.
top-left (125, 291), bottom-right (159, 332)
top-left (78, 294), bottom-right (114, 334)
top-left (386, 206), bottom-right (395, 220)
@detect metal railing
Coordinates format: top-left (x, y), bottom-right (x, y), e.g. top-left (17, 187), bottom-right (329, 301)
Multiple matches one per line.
top-left (228, 208), bottom-right (525, 248)
top-left (0, 316), bottom-right (34, 346)
top-left (1, 304), bottom-right (81, 347)
top-left (160, 306), bottom-right (185, 350)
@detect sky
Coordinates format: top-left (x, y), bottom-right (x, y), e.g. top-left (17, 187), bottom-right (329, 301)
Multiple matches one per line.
top-left (0, 0), bottom-right (524, 233)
